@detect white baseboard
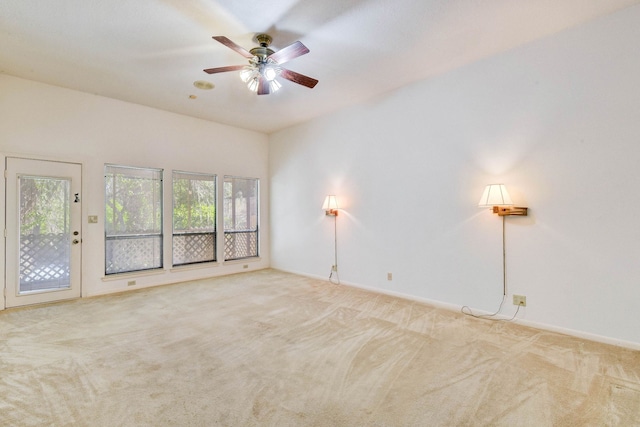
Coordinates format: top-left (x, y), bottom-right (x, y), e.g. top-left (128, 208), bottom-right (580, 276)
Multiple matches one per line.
top-left (274, 268), bottom-right (640, 351)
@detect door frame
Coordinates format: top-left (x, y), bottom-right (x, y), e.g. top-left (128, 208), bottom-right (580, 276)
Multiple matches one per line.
top-left (3, 155), bottom-right (83, 309)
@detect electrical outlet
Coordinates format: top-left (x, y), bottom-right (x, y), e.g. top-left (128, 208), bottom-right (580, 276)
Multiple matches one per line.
top-left (127, 280), bottom-right (136, 287)
top-left (387, 272), bottom-right (393, 281)
top-left (513, 295), bottom-right (526, 306)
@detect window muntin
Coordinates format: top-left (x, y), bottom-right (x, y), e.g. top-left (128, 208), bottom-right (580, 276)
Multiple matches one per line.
top-left (224, 176), bottom-right (259, 261)
top-left (172, 171), bottom-right (216, 266)
top-left (105, 165), bottom-right (163, 274)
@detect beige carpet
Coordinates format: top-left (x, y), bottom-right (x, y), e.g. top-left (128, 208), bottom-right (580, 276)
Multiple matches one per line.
top-left (1, 269), bottom-right (639, 426)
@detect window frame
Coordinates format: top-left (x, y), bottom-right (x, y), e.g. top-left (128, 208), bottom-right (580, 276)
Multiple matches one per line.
top-left (171, 170), bottom-right (217, 267)
top-left (104, 164), bottom-right (163, 275)
top-left (223, 175), bottom-right (259, 261)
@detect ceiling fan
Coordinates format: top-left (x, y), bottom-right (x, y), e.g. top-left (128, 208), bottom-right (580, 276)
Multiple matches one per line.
top-left (204, 34), bottom-right (318, 95)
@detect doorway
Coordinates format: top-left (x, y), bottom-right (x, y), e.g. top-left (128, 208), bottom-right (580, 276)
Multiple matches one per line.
top-left (5, 157), bottom-right (82, 308)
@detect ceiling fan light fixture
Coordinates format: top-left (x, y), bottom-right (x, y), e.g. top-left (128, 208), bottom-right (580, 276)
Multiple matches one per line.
top-left (247, 77), bottom-right (259, 92)
top-left (239, 66), bottom-right (258, 83)
top-left (268, 78), bottom-right (282, 92)
top-left (245, 76), bottom-right (281, 93)
top-left (263, 66), bottom-right (278, 81)
top-left (241, 61), bottom-right (282, 93)
top-left (264, 68), bottom-right (276, 81)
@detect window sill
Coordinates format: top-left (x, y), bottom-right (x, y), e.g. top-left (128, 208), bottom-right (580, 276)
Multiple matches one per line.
top-left (101, 268), bottom-right (165, 282)
top-left (223, 257), bottom-right (261, 266)
top-left (170, 262), bottom-right (219, 273)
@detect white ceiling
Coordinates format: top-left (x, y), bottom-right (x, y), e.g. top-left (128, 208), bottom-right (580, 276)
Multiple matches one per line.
top-left (2, 0), bottom-right (639, 133)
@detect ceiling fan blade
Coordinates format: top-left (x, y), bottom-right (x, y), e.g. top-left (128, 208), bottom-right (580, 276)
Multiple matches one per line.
top-left (212, 36), bottom-right (253, 59)
top-left (268, 41), bottom-right (309, 65)
top-left (279, 69), bottom-right (318, 89)
top-left (257, 76), bottom-right (270, 95)
top-left (203, 65), bottom-right (245, 74)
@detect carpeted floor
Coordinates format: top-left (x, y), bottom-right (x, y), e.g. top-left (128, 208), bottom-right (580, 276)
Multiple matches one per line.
top-left (1, 269), bottom-right (639, 426)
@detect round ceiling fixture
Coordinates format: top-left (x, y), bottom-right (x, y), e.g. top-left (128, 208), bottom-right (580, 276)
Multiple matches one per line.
top-left (193, 80), bottom-right (215, 90)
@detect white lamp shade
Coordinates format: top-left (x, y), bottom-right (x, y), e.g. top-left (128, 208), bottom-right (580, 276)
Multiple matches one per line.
top-left (478, 184), bottom-right (513, 207)
top-left (322, 195), bottom-right (339, 210)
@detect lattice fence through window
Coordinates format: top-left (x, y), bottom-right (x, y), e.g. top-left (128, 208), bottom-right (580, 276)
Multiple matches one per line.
top-left (20, 233), bottom-right (70, 291)
top-left (106, 236), bottom-right (162, 274)
top-left (173, 232), bottom-right (216, 265)
top-left (224, 231), bottom-right (258, 260)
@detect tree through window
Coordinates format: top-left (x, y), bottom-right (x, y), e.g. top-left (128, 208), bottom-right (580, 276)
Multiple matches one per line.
top-left (172, 171), bottom-right (216, 266)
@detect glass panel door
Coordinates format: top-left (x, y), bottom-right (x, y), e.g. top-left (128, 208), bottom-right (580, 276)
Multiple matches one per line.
top-left (5, 158), bottom-right (82, 308)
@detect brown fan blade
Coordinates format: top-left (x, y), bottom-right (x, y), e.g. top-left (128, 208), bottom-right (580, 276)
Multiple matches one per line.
top-left (212, 36), bottom-right (253, 59)
top-left (257, 76), bottom-right (270, 95)
top-left (203, 65), bottom-right (245, 74)
top-left (280, 69), bottom-right (318, 89)
top-left (268, 41), bottom-right (309, 65)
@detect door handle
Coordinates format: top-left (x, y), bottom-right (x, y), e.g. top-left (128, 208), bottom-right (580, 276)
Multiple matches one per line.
top-left (72, 239), bottom-right (80, 244)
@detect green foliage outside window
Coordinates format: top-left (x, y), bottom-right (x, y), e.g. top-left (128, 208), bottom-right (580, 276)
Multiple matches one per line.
top-left (105, 167), bottom-right (162, 236)
top-left (173, 174), bottom-right (216, 233)
top-left (20, 177), bottom-right (70, 235)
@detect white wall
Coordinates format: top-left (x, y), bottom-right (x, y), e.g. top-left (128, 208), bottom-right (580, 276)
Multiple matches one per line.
top-left (0, 75), bottom-right (269, 300)
top-left (269, 5), bottom-right (640, 347)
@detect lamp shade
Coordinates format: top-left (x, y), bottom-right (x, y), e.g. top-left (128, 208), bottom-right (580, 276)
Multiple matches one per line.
top-left (322, 195), bottom-right (339, 211)
top-left (478, 184), bottom-right (513, 207)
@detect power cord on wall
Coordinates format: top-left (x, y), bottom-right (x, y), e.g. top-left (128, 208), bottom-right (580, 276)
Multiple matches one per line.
top-left (461, 296), bottom-right (523, 322)
top-left (461, 216), bottom-right (523, 322)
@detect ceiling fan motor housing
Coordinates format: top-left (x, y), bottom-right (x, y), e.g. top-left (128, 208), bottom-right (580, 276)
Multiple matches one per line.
top-left (249, 46), bottom-right (274, 62)
top-left (256, 34), bottom-right (272, 47)
top-left (251, 34), bottom-right (275, 62)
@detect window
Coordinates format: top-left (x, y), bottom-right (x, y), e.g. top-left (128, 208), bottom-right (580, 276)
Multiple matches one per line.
top-left (224, 176), bottom-right (259, 260)
top-left (105, 165), bottom-right (163, 274)
top-left (172, 171), bottom-right (216, 266)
